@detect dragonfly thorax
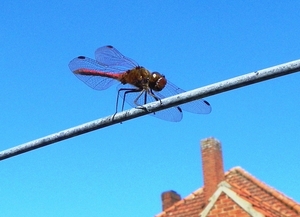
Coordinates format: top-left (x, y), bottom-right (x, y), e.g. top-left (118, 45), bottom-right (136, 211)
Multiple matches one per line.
top-left (119, 67), bottom-right (166, 91)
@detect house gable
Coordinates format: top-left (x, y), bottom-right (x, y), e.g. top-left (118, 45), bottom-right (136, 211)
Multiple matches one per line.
top-left (200, 181), bottom-right (264, 217)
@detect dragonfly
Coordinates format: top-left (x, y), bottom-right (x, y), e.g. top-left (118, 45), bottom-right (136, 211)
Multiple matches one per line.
top-left (68, 45), bottom-right (211, 122)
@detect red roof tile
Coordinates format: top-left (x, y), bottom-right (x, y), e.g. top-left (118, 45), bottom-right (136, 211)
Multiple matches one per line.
top-left (229, 167), bottom-right (300, 217)
top-left (155, 167), bottom-right (300, 217)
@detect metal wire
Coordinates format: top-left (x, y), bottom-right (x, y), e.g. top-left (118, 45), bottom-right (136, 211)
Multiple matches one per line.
top-left (1, 59), bottom-right (300, 160)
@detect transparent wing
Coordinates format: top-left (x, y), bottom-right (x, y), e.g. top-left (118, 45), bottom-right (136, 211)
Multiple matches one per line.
top-left (69, 56), bottom-right (120, 90)
top-left (156, 80), bottom-right (212, 114)
top-left (95, 45), bottom-right (138, 72)
top-left (117, 84), bottom-right (183, 122)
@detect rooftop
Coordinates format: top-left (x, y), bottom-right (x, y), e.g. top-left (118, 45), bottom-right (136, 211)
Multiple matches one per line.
top-left (155, 166), bottom-right (300, 217)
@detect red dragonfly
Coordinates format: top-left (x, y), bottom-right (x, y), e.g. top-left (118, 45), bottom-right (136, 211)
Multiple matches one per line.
top-left (69, 45), bottom-right (211, 121)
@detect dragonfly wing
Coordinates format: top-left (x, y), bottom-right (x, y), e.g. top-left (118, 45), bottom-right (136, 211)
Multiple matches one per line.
top-left (117, 84), bottom-right (183, 122)
top-left (155, 81), bottom-right (212, 114)
top-left (69, 56), bottom-right (119, 90)
top-left (151, 106), bottom-right (183, 122)
top-left (95, 45), bottom-right (138, 72)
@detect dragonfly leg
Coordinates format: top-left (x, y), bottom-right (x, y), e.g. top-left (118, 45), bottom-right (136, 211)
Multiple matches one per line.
top-left (133, 89), bottom-right (147, 107)
top-left (117, 88), bottom-right (143, 111)
top-left (133, 90), bottom-right (153, 112)
top-left (149, 89), bottom-right (161, 103)
top-left (130, 89), bottom-right (155, 112)
top-left (145, 89), bottom-right (162, 114)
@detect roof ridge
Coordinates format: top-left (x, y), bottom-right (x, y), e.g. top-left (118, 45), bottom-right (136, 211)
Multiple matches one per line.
top-left (230, 166), bottom-right (300, 214)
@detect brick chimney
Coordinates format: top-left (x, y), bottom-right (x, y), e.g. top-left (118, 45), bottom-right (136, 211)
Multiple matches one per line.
top-left (161, 190), bottom-right (181, 211)
top-left (201, 137), bottom-right (224, 204)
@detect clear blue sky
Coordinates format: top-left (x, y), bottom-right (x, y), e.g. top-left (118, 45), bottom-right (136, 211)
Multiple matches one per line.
top-left (1, 1), bottom-right (300, 216)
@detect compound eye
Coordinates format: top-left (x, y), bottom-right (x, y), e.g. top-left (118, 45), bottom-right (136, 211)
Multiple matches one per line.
top-left (151, 72), bottom-right (166, 91)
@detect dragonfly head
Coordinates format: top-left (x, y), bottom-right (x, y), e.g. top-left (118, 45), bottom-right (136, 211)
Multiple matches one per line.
top-left (149, 72), bottom-right (167, 91)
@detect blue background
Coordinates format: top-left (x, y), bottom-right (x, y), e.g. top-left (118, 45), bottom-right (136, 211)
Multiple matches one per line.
top-left (1, 1), bottom-right (300, 216)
